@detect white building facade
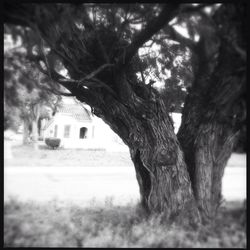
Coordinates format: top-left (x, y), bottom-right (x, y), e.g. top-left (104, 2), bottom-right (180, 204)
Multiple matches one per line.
top-left (43, 97), bottom-right (182, 150)
top-left (44, 97), bottom-right (128, 151)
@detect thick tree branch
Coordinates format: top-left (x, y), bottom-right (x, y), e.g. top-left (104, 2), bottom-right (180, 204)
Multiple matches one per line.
top-left (231, 41), bottom-right (246, 62)
top-left (38, 30), bottom-right (84, 75)
top-left (95, 30), bottom-right (111, 63)
top-left (4, 3), bottom-right (34, 26)
top-left (118, 4), bottom-right (180, 67)
top-left (113, 4), bottom-right (181, 110)
top-left (179, 4), bottom-right (213, 14)
top-left (78, 64), bottom-right (114, 81)
top-left (58, 64), bottom-right (117, 97)
top-left (35, 56), bottom-right (118, 107)
top-left (38, 85), bottom-right (75, 96)
top-left (166, 25), bottom-right (196, 51)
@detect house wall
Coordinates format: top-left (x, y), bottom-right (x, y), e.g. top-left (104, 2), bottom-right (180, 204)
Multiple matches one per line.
top-left (91, 116), bottom-right (116, 143)
top-left (91, 116), bottom-right (129, 152)
top-left (44, 113), bottom-right (129, 151)
top-left (44, 114), bottom-right (93, 147)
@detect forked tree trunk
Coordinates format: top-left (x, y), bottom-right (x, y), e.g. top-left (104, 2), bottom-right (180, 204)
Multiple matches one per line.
top-left (178, 74), bottom-right (244, 223)
top-left (177, 7), bottom-right (245, 222)
top-left (97, 94), bottom-right (201, 224)
top-left (130, 144), bottom-right (200, 225)
top-left (178, 118), bottom-right (240, 223)
top-left (177, 4), bottom-right (245, 223)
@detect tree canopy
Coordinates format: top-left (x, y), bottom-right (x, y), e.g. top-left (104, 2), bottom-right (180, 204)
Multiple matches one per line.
top-left (4, 3), bottom-right (245, 114)
top-left (4, 26), bottom-right (63, 132)
top-left (3, 4), bottom-right (205, 111)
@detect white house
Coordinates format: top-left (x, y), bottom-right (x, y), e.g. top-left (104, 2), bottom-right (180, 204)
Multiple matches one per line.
top-left (43, 97), bottom-right (182, 150)
top-left (44, 97), bottom-right (128, 151)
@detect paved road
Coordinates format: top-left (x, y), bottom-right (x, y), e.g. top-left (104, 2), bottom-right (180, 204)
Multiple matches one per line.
top-left (4, 165), bottom-right (246, 206)
top-left (4, 167), bottom-right (140, 206)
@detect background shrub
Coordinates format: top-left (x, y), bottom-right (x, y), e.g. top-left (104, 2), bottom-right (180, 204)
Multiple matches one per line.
top-left (45, 137), bottom-right (61, 149)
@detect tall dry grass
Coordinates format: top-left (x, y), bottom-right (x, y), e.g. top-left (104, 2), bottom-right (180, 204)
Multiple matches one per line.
top-left (4, 198), bottom-right (246, 248)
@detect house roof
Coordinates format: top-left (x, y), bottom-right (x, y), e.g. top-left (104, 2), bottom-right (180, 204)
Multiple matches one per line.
top-left (57, 103), bottom-right (92, 122)
top-left (44, 118), bottom-right (55, 130)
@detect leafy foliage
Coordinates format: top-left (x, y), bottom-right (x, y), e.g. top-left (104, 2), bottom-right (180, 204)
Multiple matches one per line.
top-left (4, 29), bottom-right (61, 131)
top-left (5, 3), bottom-right (237, 116)
top-left (4, 4), bottom-right (187, 110)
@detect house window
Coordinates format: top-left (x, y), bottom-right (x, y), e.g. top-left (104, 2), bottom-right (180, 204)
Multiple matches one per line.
top-left (54, 125), bottom-right (58, 138)
top-left (64, 125), bottom-right (71, 138)
top-left (79, 127), bottom-right (88, 139)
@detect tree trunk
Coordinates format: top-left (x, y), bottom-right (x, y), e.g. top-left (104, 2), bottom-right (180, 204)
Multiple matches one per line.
top-left (30, 104), bottom-right (41, 150)
top-left (178, 115), bottom-right (241, 222)
top-left (22, 118), bottom-right (30, 145)
top-left (178, 70), bottom-right (244, 223)
top-left (178, 4), bottom-right (245, 222)
top-left (96, 93), bottom-right (201, 224)
top-left (39, 118), bottom-right (45, 140)
top-left (31, 120), bottom-right (39, 150)
top-left (179, 117), bottom-right (239, 222)
top-left (130, 145), bottom-right (200, 225)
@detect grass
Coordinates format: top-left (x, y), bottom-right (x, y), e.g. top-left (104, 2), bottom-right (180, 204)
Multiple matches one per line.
top-left (5, 144), bottom-right (133, 167)
top-left (4, 198), bottom-right (246, 248)
top-left (5, 143), bottom-right (245, 168)
top-left (4, 144), bottom-right (246, 247)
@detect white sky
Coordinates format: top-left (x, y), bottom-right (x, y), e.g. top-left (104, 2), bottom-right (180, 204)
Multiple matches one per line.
top-left (4, 34), bottom-right (22, 52)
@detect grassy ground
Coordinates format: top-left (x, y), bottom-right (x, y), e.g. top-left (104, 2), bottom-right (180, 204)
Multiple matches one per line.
top-left (5, 144), bottom-right (132, 167)
top-left (5, 143), bottom-right (245, 168)
top-left (4, 199), bottom-right (246, 248)
top-left (4, 144), bottom-right (246, 247)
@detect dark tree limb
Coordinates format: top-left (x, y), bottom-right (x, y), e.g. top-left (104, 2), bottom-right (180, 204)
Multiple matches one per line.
top-left (38, 31), bottom-right (84, 75)
top-left (78, 64), bottom-right (114, 81)
top-left (118, 4), bottom-right (180, 67)
top-left (231, 41), bottom-right (246, 62)
top-left (179, 4), bottom-right (213, 14)
top-left (38, 85), bottom-right (75, 96)
top-left (95, 30), bottom-right (111, 64)
top-left (166, 25), bottom-right (196, 51)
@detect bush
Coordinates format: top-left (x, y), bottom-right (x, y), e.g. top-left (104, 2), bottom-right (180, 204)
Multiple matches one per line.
top-left (45, 137), bottom-right (61, 149)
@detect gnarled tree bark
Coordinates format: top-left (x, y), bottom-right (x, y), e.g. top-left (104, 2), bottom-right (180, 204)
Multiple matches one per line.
top-left (95, 79), bottom-right (200, 223)
top-left (177, 4), bottom-right (246, 223)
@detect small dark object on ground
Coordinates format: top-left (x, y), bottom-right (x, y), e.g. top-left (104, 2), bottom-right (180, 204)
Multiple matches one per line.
top-left (45, 137), bottom-right (61, 149)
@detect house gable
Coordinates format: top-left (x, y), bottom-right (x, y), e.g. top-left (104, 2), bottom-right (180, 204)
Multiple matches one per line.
top-left (44, 97), bottom-right (94, 140)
